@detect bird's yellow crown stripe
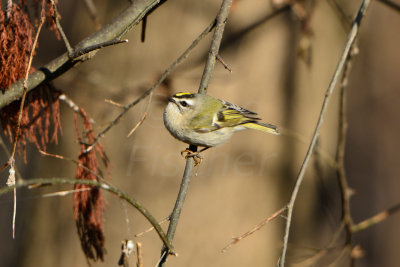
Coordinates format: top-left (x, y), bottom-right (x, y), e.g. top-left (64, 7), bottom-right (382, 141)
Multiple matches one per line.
top-left (174, 92), bottom-right (195, 98)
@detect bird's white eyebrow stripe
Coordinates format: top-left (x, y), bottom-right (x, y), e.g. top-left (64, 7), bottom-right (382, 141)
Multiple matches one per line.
top-left (177, 99), bottom-right (194, 106)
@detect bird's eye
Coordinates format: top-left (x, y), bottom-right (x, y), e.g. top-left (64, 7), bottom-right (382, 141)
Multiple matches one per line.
top-left (180, 101), bottom-right (188, 107)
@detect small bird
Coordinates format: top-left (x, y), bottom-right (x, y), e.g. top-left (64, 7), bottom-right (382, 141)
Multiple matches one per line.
top-left (163, 92), bottom-right (279, 162)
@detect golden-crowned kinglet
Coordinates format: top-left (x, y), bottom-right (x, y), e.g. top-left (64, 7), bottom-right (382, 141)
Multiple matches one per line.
top-left (163, 92), bottom-right (279, 150)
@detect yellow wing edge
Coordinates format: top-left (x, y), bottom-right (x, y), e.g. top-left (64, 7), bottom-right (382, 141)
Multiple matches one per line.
top-left (242, 122), bottom-right (280, 135)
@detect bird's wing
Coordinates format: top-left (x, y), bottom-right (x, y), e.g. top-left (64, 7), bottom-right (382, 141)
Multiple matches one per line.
top-left (213, 101), bottom-right (261, 129)
top-left (190, 100), bottom-right (261, 133)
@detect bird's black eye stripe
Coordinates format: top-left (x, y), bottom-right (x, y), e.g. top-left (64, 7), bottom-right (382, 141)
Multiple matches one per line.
top-left (180, 101), bottom-right (188, 107)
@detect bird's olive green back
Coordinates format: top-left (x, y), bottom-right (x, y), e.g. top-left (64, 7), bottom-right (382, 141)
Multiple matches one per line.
top-left (189, 94), bottom-right (261, 132)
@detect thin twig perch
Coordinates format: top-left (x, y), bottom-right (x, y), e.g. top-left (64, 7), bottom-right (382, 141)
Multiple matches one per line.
top-left (158, 0), bottom-right (233, 266)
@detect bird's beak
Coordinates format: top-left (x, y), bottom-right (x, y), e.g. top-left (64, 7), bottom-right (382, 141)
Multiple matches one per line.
top-left (168, 97), bottom-right (176, 104)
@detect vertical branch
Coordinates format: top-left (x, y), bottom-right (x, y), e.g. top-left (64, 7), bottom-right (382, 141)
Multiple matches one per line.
top-left (336, 52), bottom-right (354, 244)
top-left (50, 0), bottom-right (73, 55)
top-left (158, 0), bottom-right (233, 265)
top-left (7, 0), bottom-right (46, 239)
top-left (136, 242), bottom-right (143, 267)
top-left (278, 0), bottom-right (371, 266)
top-left (198, 0), bottom-right (232, 94)
top-left (9, 3), bottom-right (45, 162)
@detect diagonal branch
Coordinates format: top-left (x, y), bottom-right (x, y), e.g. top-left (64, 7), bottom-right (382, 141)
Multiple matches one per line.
top-left (50, 0), bottom-right (73, 55)
top-left (84, 18), bottom-right (217, 153)
top-left (222, 205), bottom-right (288, 253)
top-left (0, 0), bottom-right (167, 110)
top-left (157, 0), bottom-right (233, 266)
top-left (352, 202), bottom-right (400, 233)
top-left (378, 0), bottom-right (400, 13)
top-left (278, 0), bottom-right (371, 266)
top-left (0, 177), bottom-right (175, 254)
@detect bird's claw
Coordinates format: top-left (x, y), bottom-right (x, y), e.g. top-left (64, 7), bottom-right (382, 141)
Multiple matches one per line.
top-left (181, 149), bottom-right (202, 166)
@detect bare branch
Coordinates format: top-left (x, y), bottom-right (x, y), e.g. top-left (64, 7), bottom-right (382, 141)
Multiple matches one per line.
top-left (278, 1), bottom-right (372, 266)
top-left (352, 203), bottom-right (400, 233)
top-left (378, 0), bottom-right (400, 13)
top-left (0, 178), bottom-right (176, 254)
top-left (216, 54), bottom-right (232, 73)
top-left (84, 18), bottom-right (217, 153)
top-left (70, 39), bottom-right (128, 60)
top-left (5, 2), bottom-right (46, 239)
top-left (126, 91), bottom-right (153, 137)
top-left (105, 99), bottom-right (125, 108)
top-left (9, 2), bottom-right (45, 163)
top-left (335, 44), bottom-right (358, 252)
top-left (158, 0), bottom-right (233, 266)
top-left (221, 206), bottom-right (288, 253)
top-left (50, 0), bottom-right (73, 55)
top-left (1, 0), bottom-right (167, 110)
top-left (141, 16), bottom-right (147, 42)
top-left (38, 150), bottom-right (105, 182)
top-left (134, 216), bottom-right (170, 237)
top-left (136, 242), bottom-right (144, 267)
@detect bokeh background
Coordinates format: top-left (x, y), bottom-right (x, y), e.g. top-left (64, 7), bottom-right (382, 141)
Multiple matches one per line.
top-left (1, 0), bottom-right (400, 266)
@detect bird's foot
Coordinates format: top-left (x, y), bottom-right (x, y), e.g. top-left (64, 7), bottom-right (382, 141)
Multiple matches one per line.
top-left (181, 149), bottom-right (202, 166)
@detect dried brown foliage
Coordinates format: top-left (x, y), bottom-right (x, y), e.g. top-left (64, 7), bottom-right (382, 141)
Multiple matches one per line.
top-left (1, 85), bottom-right (62, 161)
top-left (2, 0), bottom-right (111, 262)
top-left (0, 3), bottom-right (62, 160)
top-left (73, 108), bottom-right (109, 262)
top-left (0, 4), bottom-right (34, 90)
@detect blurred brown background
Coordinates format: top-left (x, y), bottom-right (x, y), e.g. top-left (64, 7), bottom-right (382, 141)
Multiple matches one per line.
top-left (1, 0), bottom-right (400, 266)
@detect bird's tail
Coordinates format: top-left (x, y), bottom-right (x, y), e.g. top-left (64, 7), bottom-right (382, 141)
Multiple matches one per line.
top-left (243, 122), bottom-right (280, 135)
